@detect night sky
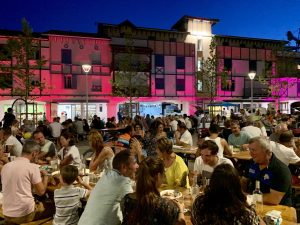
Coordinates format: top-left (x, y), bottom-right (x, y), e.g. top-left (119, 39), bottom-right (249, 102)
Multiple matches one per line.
top-left (1, 0), bottom-right (300, 43)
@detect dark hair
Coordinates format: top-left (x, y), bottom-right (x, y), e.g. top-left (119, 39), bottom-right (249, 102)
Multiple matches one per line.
top-left (177, 121), bottom-right (187, 130)
top-left (112, 150), bottom-right (132, 171)
top-left (192, 164), bottom-right (253, 224)
top-left (132, 157), bottom-right (165, 222)
top-left (60, 131), bottom-right (76, 146)
top-left (279, 131), bottom-right (294, 143)
top-left (209, 124), bottom-right (220, 134)
top-left (199, 140), bottom-right (219, 155)
top-left (156, 137), bottom-right (173, 154)
top-left (124, 125), bottom-right (133, 134)
top-left (32, 130), bottom-right (44, 137)
top-left (3, 127), bottom-right (12, 136)
top-left (60, 165), bottom-right (78, 185)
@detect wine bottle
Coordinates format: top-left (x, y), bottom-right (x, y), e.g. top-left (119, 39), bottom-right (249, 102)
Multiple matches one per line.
top-left (252, 180), bottom-right (263, 213)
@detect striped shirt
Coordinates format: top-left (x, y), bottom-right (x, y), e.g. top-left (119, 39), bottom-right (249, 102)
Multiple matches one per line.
top-left (53, 185), bottom-right (88, 225)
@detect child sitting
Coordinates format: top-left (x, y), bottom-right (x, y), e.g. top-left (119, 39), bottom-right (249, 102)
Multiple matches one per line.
top-left (53, 165), bottom-right (92, 225)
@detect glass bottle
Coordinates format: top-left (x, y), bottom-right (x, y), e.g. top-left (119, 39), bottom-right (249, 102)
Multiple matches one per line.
top-left (252, 180), bottom-right (263, 213)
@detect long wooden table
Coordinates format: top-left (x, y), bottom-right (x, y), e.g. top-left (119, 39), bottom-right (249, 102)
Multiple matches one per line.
top-left (166, 187), bottom-right (298, 225)
top-left (173, 146), bottom-right (198, 164)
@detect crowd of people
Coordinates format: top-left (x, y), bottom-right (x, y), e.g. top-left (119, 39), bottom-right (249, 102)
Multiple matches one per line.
top-left (0, 106), bottom-right (299, 224)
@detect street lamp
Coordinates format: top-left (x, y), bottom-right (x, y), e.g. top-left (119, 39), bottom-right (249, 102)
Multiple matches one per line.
top-left (82, 64), bottom-right (91, 121)
top-left (248, 72), bottom-right (256, 114)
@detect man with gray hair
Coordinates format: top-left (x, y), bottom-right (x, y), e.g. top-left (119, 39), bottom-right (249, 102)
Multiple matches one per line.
top-left (1, 140), bottom-right (50, 224)
top-left (269, 123), bottom-right (288, 143)
top-left (241, 136), bottom-right (292, 206)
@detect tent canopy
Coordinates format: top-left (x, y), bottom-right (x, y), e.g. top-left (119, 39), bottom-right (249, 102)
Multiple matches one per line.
top-left (207, 102), bottom-right (240, 107)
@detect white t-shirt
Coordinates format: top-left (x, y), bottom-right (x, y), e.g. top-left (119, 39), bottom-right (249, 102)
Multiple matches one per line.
top-left (58, 145), bottom-right (81, 167)
top-left (180, 130), bottom-right (193, 146)
top-left (5, 135), bottom-right (22, 157)
top-left (270, 141), bottom-right (300, 165)
top-left (241, 125), bottom-right (262, 138)
top-left (204, 136), bottom-right (224, 158)
top-left (194, 156), bottom-right (233, 178)
top-left (169, 120), bottom-right (178, 132)
top-left (49, 122), bottom-right (63, 138)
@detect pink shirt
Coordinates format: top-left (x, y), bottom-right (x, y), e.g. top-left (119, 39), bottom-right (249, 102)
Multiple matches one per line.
top-left (1, 157), bottom-right (42, 217)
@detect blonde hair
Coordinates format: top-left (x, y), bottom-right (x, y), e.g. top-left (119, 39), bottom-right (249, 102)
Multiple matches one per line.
top-left (88, 129), bottom-right (104, 155)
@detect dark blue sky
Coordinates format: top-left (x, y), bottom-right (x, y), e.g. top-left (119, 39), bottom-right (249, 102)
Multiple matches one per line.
top-left (1, 0), bottom-right (300, 42)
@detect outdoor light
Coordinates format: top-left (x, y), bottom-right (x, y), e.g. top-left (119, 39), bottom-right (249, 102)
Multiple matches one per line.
top-left (82, 64), bottom-right (91, 121)
top-left (248, 72), bottom-right (256, 114)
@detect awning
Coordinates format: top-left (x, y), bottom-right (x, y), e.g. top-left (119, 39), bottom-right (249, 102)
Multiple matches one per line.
top-left (207, 102), bottom-right (240, 107)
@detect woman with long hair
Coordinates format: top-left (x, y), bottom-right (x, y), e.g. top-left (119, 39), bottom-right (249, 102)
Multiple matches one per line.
top-left (191, 164), bottom-right (263, 225)
top-left (156, 137), bottom-right (189, 188)
top-left (58, 131), bottom-right (81, 167)
top-left (122, 157), bottom-right (186, 225)
top-left (88, 129), bottom-right (114, 172)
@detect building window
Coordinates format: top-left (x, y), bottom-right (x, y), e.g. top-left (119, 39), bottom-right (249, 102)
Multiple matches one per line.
top-left (197, 79), bottom-right (202, 92)
top-left (176, 78), bottom-right (185, 91)
top-left (155, 78), bottom-right (165, 89)
top-left (169, 38), bottom-right (176, 42)
top-left (155, 55), bottom-right (164, 67)
top-left (64, 74), bottom-right (76, 89)
top-left (92, 79), bottom-right (102, 92)
top-left (224, 59), bottom-right (232, 70)
top-left (148, 36), bottom-right (156, 40)
top-left (221, 79), bottom-right (235, 91)
top-left (176, 56), bottom-right (185, 69)
top-left (297, 81), bottom-right (300, 93)
top-left (249, 60), bottom-right (257, 71)
top-left (0, 44), bottom-right (11, 60)
top-left (61, 49), bottom-right (72, 64)
top-left (0, 73), bottom-right (12, 88)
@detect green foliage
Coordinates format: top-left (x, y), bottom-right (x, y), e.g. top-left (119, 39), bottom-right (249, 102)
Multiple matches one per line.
top-left (0, 18), bottom-right (47, 99)
top-left (111, 32), bottom-right (150, 117)
top-left (258, 44), bottom-right (299, 100)
top-left (197, 37), bottom-right (228, 103)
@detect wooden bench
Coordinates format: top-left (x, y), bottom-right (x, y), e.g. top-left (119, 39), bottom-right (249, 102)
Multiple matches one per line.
top-left (0, 207), bottom-right (53, 225)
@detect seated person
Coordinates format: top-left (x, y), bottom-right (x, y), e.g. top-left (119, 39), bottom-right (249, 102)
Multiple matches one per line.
top-left (122, 157), bottom-right (185, 225)
top-left (1, 140), bottom-right (50, 224)
top-left (1, 127), bottom-right (23, 157)
top-left (156, 137), bottom-right (189, 188)
top-left (241, 137), bottom-right (292, 206)
top-left (174, 122), bottom-right (193, 147)
top-left (57, 132), bottom-right (81, 167)
top-left (33, 130), bottom-right (56, 162)
top-left (53, 165), bottom-right (92, 224)
top-left (228, 121), bottom-right (251, 149)
top-left (192, 140), bottom-right (233, 184)
top-left (116, 125), bottom-right (133, 147)
top-left (88, 129), bottom-right (114, 172)
top-left (191, 164), bottom-right (262, 225)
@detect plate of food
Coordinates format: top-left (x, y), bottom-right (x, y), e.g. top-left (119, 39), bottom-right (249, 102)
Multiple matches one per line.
top-left (160, 189), bottom-right (182, 199)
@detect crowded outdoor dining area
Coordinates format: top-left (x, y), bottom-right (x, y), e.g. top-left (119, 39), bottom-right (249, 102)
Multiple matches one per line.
top-left (0, 107), bottom-right (300, 225)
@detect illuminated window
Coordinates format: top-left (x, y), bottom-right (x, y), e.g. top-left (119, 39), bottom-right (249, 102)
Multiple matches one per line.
top-left (176, 78), bottom-right (185, 91)
top-left (197, 79), bottom-right (203, 92)
top-left (155, 78), bottom-right (164, 89)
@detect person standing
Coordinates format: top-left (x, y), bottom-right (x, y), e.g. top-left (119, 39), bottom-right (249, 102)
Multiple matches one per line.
top-left (2, 108), bottom-right (15, 128)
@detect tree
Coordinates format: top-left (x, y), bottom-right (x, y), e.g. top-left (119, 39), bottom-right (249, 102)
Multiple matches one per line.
top-left (258, 44), bottom-right (300, 111)
top-left (0, 19), bottom-right (47, 119)
top-left (196, 37), bottom-right (228, 114)
top-left (112, 33), bottom-right (150, 118)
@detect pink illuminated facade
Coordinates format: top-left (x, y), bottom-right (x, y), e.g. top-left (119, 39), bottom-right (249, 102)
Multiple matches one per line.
top-left (1, 16), bottom-right (300, 121)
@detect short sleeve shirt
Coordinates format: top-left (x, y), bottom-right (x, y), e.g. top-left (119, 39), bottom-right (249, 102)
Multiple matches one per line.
top-left (1, 157), bottom-right (42, 217)
top-left (244, 154), bottom-right (292, 206)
